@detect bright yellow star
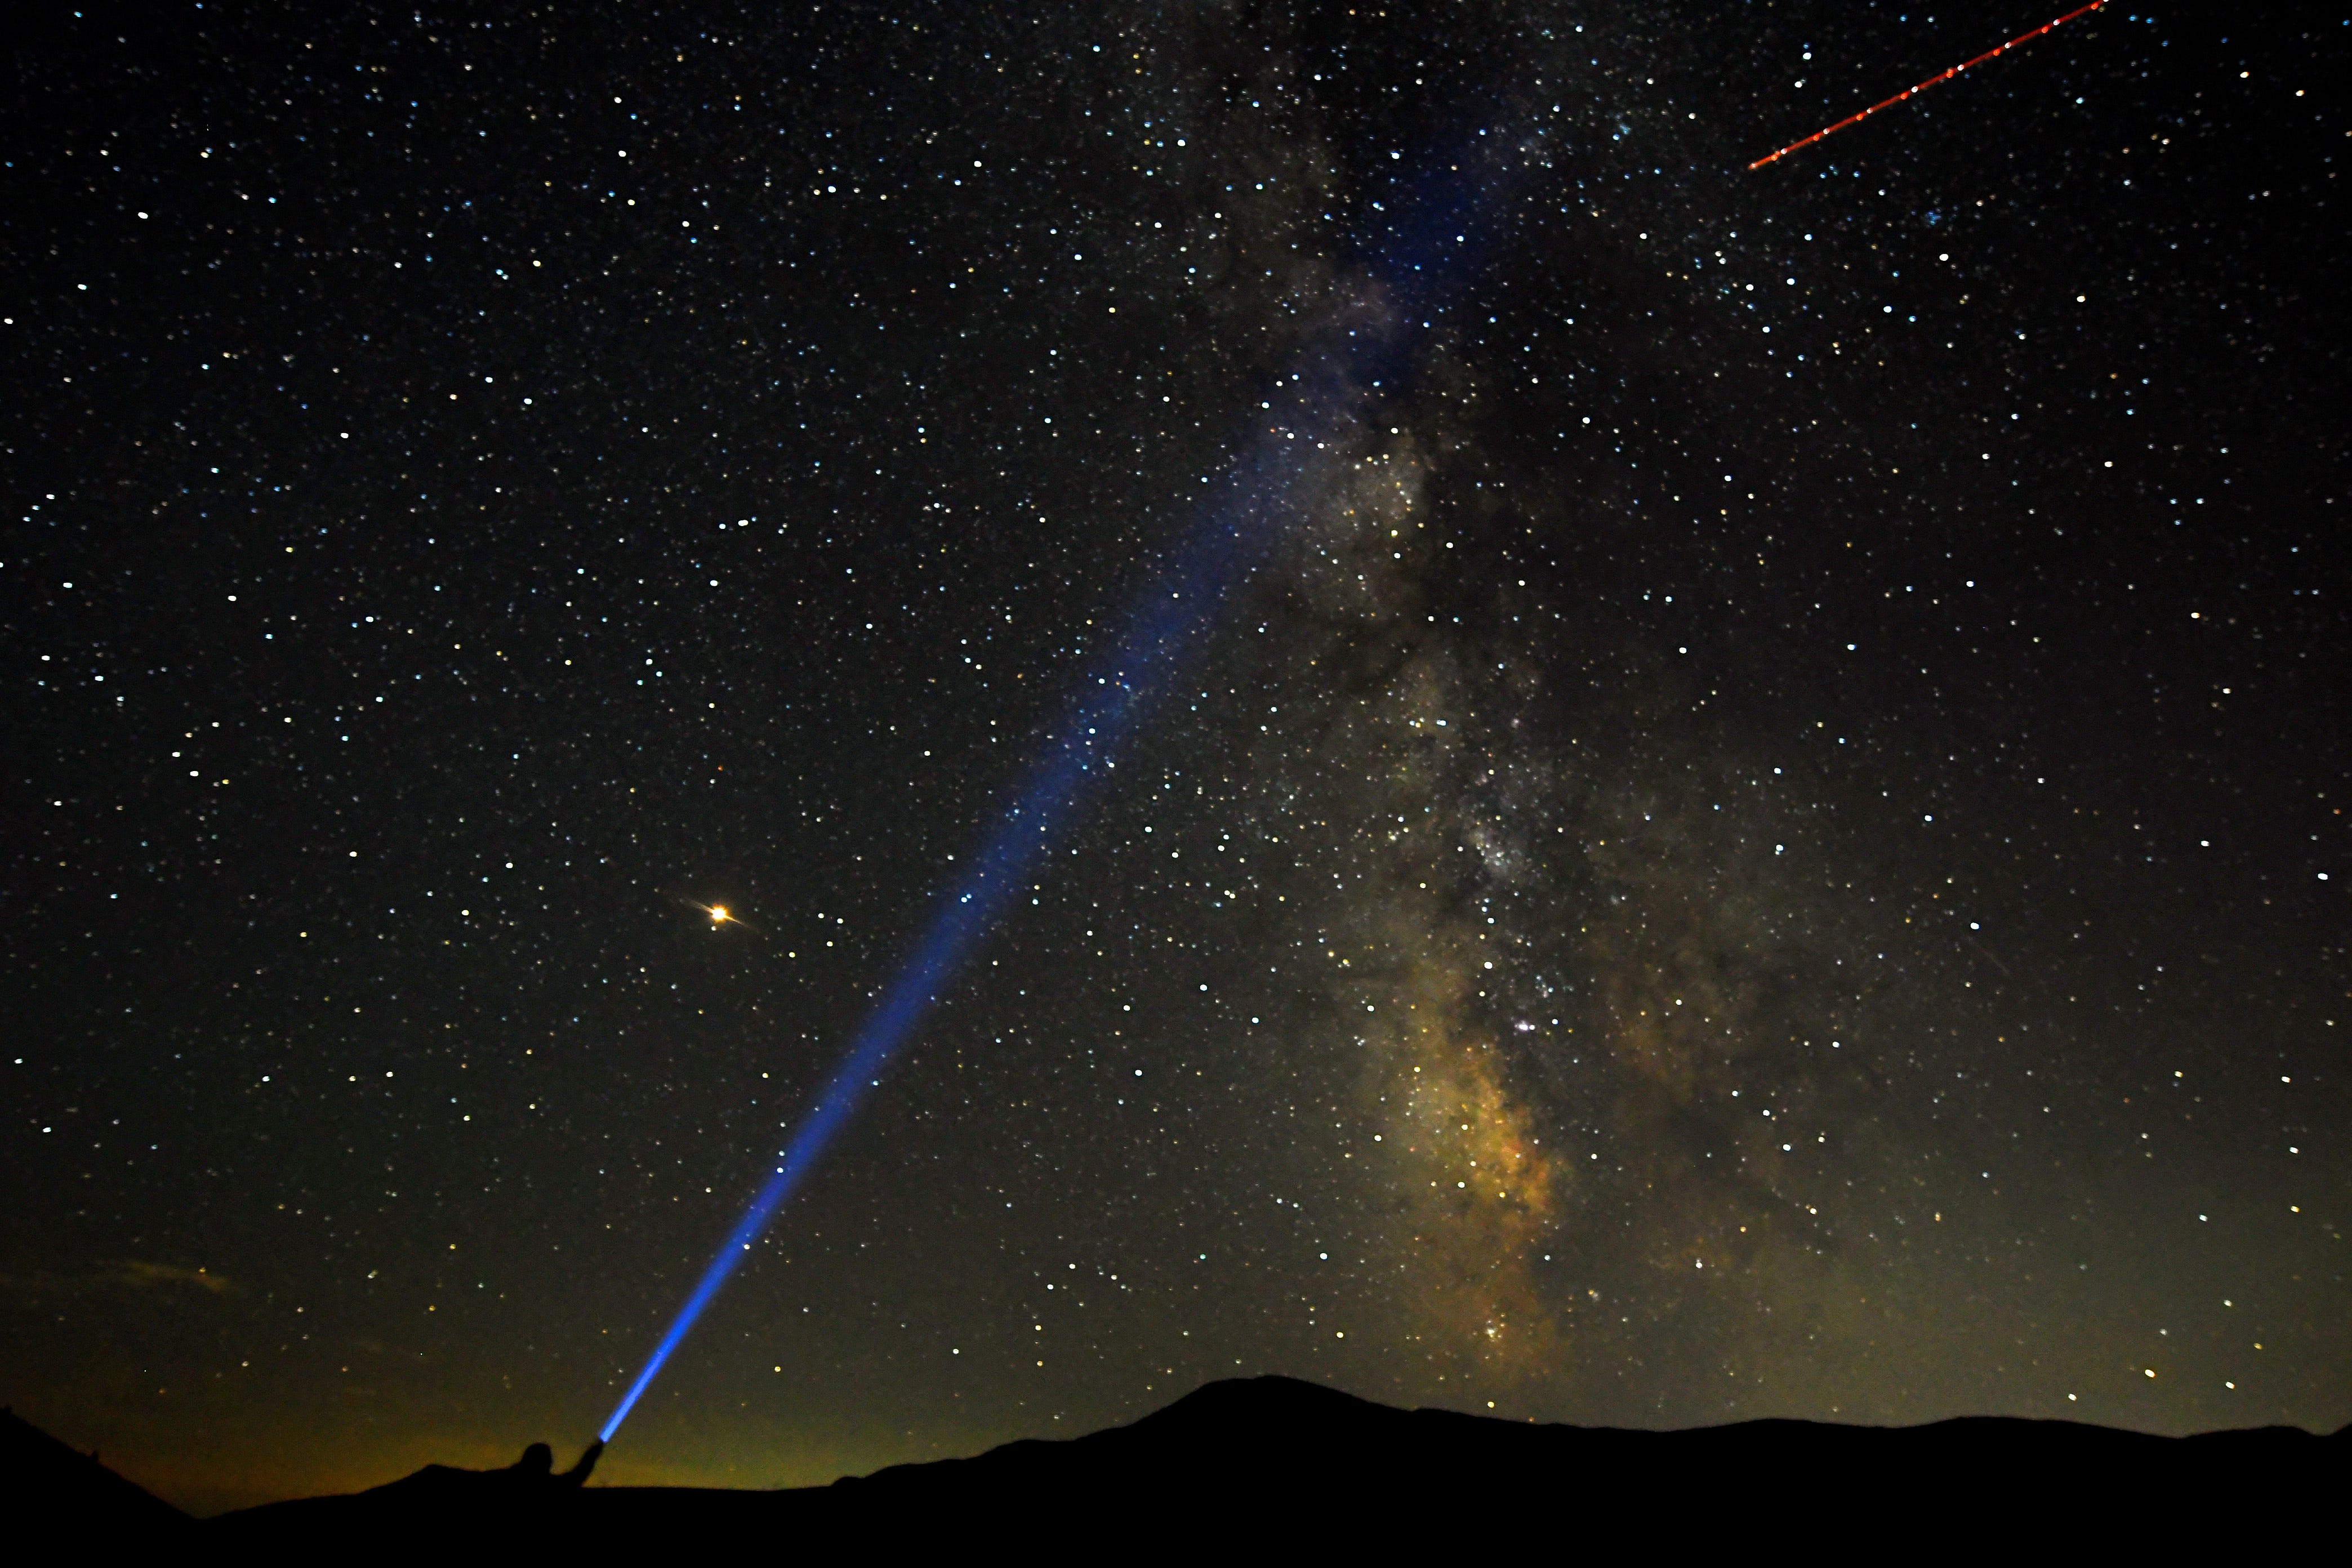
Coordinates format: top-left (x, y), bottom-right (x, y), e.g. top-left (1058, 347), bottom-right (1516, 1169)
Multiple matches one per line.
top-left (687, 899), bottom-right (761, 936)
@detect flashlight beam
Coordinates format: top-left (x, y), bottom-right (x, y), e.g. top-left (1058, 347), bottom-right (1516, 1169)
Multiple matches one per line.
top-left (599, 450), bottom-right (1303, 1445)
top-left (1748, 1), bottom-right (2105, 171)
top-left (596, 116), bottom-right (1510, 1447)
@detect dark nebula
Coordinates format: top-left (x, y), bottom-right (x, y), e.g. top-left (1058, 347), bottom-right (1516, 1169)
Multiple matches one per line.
top-left (3, 1), bottom-right (2344, 1514)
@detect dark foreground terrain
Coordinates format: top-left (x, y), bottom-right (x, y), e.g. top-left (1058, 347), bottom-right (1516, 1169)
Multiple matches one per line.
top-left (14, 1378), bottom-right (2343, 1549)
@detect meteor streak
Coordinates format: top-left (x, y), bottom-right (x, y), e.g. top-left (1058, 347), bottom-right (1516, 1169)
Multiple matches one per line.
top-left (1749, 1), bottom-right (2106, 171)
top-left (597, 127), bottom-right (1506, 1449)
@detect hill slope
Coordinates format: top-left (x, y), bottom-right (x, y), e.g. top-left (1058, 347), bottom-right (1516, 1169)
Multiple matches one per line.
top-left (206, 1377), bottom-right (2342, 1547)
top-left (0, 1406), bottom-right (191, 1541)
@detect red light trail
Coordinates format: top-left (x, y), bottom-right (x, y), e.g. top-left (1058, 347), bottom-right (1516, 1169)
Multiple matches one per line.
top-left (1749, 1), bottom-right (2108, 171)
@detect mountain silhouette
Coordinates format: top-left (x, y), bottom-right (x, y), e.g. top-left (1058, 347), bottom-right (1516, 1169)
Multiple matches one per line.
top-left (1, 1405), bottom-right (191, 1542)
top-left (165, 1377), bottom-right (2352, 1547)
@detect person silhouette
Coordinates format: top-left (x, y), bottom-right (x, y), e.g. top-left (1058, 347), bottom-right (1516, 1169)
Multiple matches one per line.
top-left (558, 1441), bottom-right (604, 1487)
top-left (507, 1442), bottom-right (555, 1480)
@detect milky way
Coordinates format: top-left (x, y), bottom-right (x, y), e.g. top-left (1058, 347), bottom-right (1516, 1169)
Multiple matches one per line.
top-left (3, 1), bottom-right (2344, 1513)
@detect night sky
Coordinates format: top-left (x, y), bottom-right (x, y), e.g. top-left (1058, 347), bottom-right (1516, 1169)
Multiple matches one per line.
top-left (5, 1), bottom-right (2346, 1516)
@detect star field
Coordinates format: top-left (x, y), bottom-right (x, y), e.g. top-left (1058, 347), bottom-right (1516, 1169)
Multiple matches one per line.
top-left (3, 1), bottom-right (2345, 1514)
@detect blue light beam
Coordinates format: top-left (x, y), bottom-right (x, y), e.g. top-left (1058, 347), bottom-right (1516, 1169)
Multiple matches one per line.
top-left (600, 448), bottom-right (1299, 1442)
top-left (600, 127), bottom-right (1510, 1444)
